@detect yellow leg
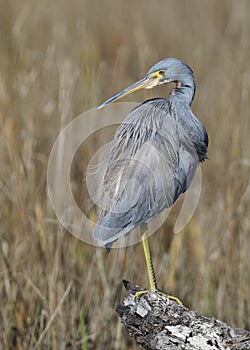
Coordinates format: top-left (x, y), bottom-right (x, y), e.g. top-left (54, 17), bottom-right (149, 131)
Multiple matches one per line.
top-left (141, 223), bottom-right (157, 291)
top-left (135, 224), bottom-right (182, 305)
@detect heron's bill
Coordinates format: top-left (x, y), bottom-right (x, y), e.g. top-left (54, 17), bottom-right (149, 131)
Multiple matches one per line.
top-left (98, 72), bottom-right (162, 109)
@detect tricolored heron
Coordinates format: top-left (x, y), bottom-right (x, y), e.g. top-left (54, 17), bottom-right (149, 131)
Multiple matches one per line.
top-left (93, 58), bottom-right (208, 292)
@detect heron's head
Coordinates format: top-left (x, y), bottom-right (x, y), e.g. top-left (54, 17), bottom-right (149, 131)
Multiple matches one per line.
top-left (99, 58), bottom-right (195, 109)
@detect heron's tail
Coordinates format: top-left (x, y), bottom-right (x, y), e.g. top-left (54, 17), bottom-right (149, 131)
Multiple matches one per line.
top-left (93, 213), bottom-right (134, 251)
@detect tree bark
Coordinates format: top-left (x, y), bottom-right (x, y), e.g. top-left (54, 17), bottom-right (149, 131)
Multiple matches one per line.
top-left (116, 280), bottom-right (250, 350)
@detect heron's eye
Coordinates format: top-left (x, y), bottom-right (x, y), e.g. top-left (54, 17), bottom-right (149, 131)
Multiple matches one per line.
top-left (158, 70), bottom-right (165, 76)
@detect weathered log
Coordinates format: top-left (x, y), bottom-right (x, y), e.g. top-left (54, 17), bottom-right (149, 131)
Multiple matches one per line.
top-left (117, 280), bottom-right (250, 350)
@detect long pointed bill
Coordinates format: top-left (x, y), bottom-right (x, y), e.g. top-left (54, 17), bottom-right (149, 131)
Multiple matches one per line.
top-left (98, 73), bottom-right (161, 109)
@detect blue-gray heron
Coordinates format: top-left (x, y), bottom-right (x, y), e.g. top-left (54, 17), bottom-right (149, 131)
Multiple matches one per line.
top-left (93, 58), bottom-right (208, 292)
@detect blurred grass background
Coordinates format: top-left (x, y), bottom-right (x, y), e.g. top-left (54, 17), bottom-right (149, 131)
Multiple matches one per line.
top-left (0, 0), bottom-right (250, 348)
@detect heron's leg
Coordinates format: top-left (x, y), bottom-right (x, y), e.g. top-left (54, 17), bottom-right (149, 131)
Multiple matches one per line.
top-left (141, 223), bottom-right (157, 290)
top-left (135, 224), bottom-right (182, 305)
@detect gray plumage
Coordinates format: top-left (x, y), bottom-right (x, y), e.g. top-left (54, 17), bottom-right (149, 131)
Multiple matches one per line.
top-left (92, 58), bottom-right (208, 250)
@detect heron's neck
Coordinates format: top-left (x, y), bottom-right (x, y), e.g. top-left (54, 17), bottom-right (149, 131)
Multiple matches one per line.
top-left (170, 80), bottom-right (196, 105)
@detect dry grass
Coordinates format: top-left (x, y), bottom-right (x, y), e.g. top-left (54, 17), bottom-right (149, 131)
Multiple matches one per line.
top-left (0, 0), bottom-right (250, 348)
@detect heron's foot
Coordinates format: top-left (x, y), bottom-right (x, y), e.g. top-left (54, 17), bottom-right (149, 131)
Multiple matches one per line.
top-left (134, 290), bottom-right (182, 305)
top-left (158, 291), bottom-right (182, 305)
top-left (166, 294), bottom-right (182, 305)
top-left (134, 290), bottom-right (149, 300)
